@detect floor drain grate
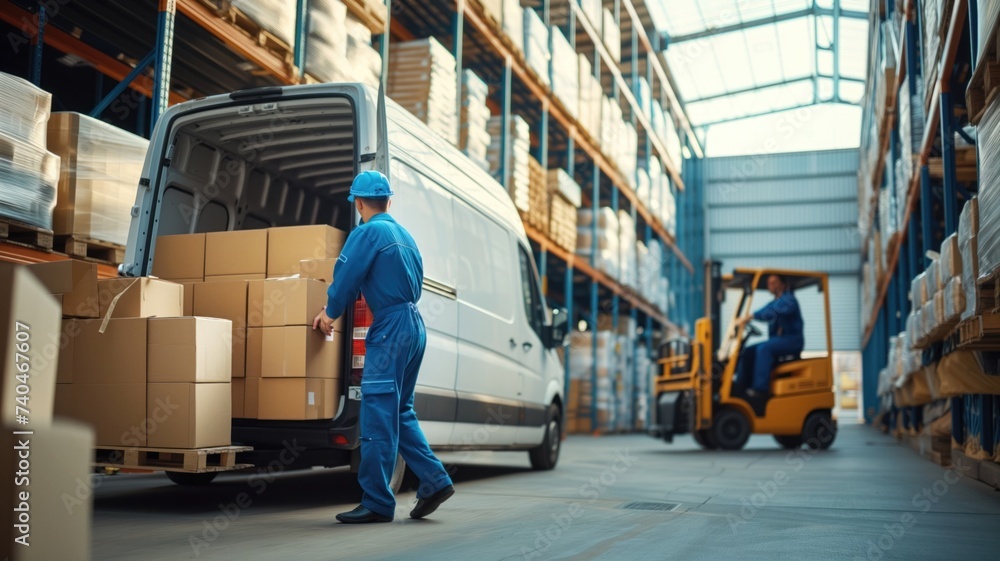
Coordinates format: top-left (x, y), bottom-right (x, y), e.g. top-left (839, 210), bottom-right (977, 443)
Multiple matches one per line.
top-left (618, 502), bottom-right (680, 512)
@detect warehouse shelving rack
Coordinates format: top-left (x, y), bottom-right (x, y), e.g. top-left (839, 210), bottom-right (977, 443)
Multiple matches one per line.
top-left (0, 0), bottom-right (707, 433)
top-left (860, 0), bottom-right (1000, 467)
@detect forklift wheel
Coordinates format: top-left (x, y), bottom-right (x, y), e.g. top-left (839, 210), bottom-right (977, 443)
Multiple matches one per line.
top-left (709, 409), bottom-right (750, 451)
top-left (773, 435), bottom-right (803, 449)
top-left (802, 411), bottom-right (836, 450)
top-left (693, 430), bottom-right (717, 450)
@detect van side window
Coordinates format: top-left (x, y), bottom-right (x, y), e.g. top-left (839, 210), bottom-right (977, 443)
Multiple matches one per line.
top-left (453, 200), bottom-right (515, 321)
top-left (388, 160), bottom-right (457, 287)
top-left (518, 246), bottom-right (544, 338)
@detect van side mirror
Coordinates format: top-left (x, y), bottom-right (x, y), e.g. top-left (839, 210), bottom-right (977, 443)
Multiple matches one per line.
top-left (545, 307), bottom-right (569, 349)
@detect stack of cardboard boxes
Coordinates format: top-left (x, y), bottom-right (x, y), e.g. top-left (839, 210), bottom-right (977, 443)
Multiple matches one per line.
top-left (154, 225), bottom-right (347, 421)
top-left (388, 38), bottom-right (459, 146)
top-left (546, 168), bottom-right (581, 254)
top-left (488, 114), bottom-right (532, 213)
top-left (526, 156), bottom-right (550, 234)
top-left (1, 263), bottom-right (93, 560)
top-left (459, 69), bottom-right (492, 171)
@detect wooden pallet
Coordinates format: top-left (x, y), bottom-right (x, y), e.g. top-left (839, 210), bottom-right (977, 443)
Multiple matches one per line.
top-left (94, 445), bottom-right (253, 473)
top-left (954, 312), bottom-right (1000, 350)
top-left (194, 0), bottom-right (294, 65)
top-left (342, 0), bottom-right (387, 34)
top-left (56, 235), bottom-right (125, 265)
top-left (928, 147), bottom-right (978, 182)
top-left (0, 217), bottom-right (54, 250)
top-left (968, 1), bottom-right (1000, 123)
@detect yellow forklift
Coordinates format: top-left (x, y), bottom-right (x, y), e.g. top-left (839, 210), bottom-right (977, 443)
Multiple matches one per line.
top-left (650, 264), bottom-right (837, 450)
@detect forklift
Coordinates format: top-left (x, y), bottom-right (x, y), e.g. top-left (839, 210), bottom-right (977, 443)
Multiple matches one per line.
top-left (649, 263), bottom-right (837, 451)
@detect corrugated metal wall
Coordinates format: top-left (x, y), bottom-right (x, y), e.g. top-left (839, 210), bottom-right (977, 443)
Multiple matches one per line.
top-left (706, 149), bottom-right (861, 350)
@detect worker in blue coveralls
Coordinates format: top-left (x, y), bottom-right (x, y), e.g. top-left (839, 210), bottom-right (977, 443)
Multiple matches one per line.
top-left (313, 170), bottom-right (454, 524)
top-left (734, 274), bottom-right (804, 398)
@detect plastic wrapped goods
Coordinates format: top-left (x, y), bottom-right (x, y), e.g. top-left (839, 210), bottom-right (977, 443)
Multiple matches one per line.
top-left (942, 277), bottom-right (966, 325)
top-left (389, 38), bottom-right (458, 145)
top-left (305, 0), bottom-right (348, 83)
top-left (939, 233), bottom-right (962, 281)
top-left (0, 73), bottom-right (51, 148)
top-left (911, 271), bottom-right (928, 308)
top-left (345, 14), bottom-right (382, 89)
top-left (602, 9), bottom-right (620, 64)
top-left (551, 26), bottom-right (578, 118)
top-left (977, 97), bottom-right (1000, 283)
top-left (523, 7), bottom-right (551, 88)
top-left (576, 207), bottom-right (619, 276)
top-left (501, 0), bottom-right (524, 53)
top-left (0, 132), bottom-right (59, 229)
top-left (232, 0), bottom-right (296, 46)
top-left (546, 168), bottom-right (582, 208)
top-left (959, 197), bottom-right (979, 320)
top-left (460, 70), bottom-right (491, 170)
top-left (46, 113), bottom-right (147, 244)
top-left (488, 115), bottom-right (531, 212)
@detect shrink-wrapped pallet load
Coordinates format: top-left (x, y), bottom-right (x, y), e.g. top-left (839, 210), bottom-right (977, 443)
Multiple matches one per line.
top-left (388, 38), bottom-right (458, 146)
top-left (0, 73), bottom-right (58, 229)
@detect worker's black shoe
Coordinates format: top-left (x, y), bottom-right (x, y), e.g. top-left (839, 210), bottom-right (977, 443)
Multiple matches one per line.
top-left (409, 485), bottom-right (455, 519)
top-left (336, 505), bottom-right (393, 524)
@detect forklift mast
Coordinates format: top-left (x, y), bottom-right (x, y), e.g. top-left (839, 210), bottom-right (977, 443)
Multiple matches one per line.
top-left (708, 261), bottom-right (722, 352)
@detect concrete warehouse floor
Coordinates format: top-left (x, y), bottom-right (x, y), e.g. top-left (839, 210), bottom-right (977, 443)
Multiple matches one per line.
top-left (91, 424), bottom-right (1000, 560)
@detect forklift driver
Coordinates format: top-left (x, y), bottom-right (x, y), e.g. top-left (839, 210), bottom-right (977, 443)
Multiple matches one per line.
top-left (734, 274), bottom-right (804, 397)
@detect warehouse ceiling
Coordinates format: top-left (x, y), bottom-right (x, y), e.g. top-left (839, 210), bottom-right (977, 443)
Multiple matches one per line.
top-left (650, 0), bottom-right (870, 130)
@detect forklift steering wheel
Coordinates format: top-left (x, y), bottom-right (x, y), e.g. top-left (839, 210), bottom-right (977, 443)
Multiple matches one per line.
top-left (744, 322), bottom-right (762, 338)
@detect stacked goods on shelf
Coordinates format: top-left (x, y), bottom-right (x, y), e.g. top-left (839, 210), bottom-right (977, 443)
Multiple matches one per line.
top-left (567, 330), bottom-right (616, 433)
top-left (618, 210), bottom-right (637, 289)
top-left (958, 197), bottom-right (979, 320)
top-left (576, 207), bottom-right (620, 278)
top-left (602, 8), bottom-right (621, 64)
top-left (47, 113), bottom-right (148, 246)
top-left (577, 54), bottom-right (603, 140)
top-left (1, 267), bottom-right (95, 560)
top-left (460, 69), bottom-right (491, 171)
top-left (523, 7), bottom-right (551, 88)
top-left (977, 97), bottom-right (1000, 286)
top-left (526, 156), bottom-right (549, 233)
top-left (151, 225), bottom-right (347, 419)
top-left (634, 343), bottom-right (652, 429)
top-left (937, 234), bottom-right (964, 326)
top-left (862, 262), bottom-right (875, 327)
top-left (488, 115), bottom-right (531, 213)
top-left (551, 26), bottom-right (579, 118)
top-left (547, 168), bottom-right (581, 253)
top-left (636, 167), bottom-right (651, 214)
top-left (0, 73), bottom-right (58, 229)
top-left (661, 179), bottom-right (677, 236)
top-left (501, 0), bottom-right (524, 54)
top-left (878, 185), bottom-right (897, 270)
top-left (305, 0), bottom-right (348, 83)
top-left (388, 38), bottom-right (458, 146)
top-left (895, 76), bottom-right (925, 226)
top-left (344, 12), bottom-right (383, 89)
top-left (663, 111), bottom-right (683, 175)
top-left (231, 0), bottom-right (296, 46)
top-left (480, 0), bottom-right (502, 24)
top-left (645, 239), bottom-right (668, 313)
top-left (921, 0), bottom-right (949, 107)
top-left (581, 0), bottom-right (602, 32)
top-left (873, 21), bottom-right (897, 131)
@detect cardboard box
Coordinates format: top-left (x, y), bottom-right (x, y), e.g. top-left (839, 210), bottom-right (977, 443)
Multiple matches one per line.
top-left (70, 318), bottom-right (147, 384)
top-left (299, 258), bottom-right (338, 282)
top-left (206, 230), bottom-right (268, 278)
top-left (146, 383), bottom-right (231, 448)
top-left (54, 383), bottom-right (146, 446)
top-left (246, 327), bottom-right (263, 379)
top-left (232, 378), bottom-right (245, 417)
top-left (204, 273), bottom-right (265, 282)
top-left (1, 420), bottom-right (93, 561)
top-left (257, 378), bottom-right (338, 420)
top-left (193, 281), bottom-right (249, 378)
top-left (245, 377), bottom-right (259, 418)
top-left (0, 264), bottom-right (61, 428)
top-left (152, 233), bottom-right (206, 282)
top-left (97, 278), bottom-right (184, 320)
top-left (56, 319), bottom-right (75, 384)
top-left (247, 278), bottom-right (344, 331)
top-left (27, 259), bottom-right (100, 318)
top-left (147, 317), bottom-right (232, 383)
top-left (266, 225), bottom-right (347, 277)
top-left (260, 326), bottom-right (343, 378)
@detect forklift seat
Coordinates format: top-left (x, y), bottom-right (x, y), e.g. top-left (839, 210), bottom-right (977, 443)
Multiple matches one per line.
top-left (775, 353), bottom-right (800, 364)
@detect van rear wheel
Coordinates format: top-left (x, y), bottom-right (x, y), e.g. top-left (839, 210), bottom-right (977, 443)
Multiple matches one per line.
top-left (166, 472), bottom-right (217, 486)
top-left (529, 404), bottom-right (561, 470)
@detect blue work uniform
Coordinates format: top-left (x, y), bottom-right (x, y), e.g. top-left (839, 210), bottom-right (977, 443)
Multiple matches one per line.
top-left (738, 291), bottom-right (805, 393)
top-left (326, 213), bottom-right (453, 518)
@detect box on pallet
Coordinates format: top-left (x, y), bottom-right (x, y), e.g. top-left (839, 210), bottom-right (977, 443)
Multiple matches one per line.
top-left (55, 383), bottom-right (146, 446)
top-left (97, 277), bottom-right (184, 320)
top-left (959, 197), bottom-right (979, 319)
top-left (501, 0), bottom-right (524, 53)
top-left (147, 317), bottom-right (232, 383)
top-left (1, 264), bottom-right (60, 428)
top-left (206, 229), bottom-right (268, 279)
top-left (27, 259), bottom-right (99, 318)
top-left (523, 7), bottom-right (550, 88)
top-left (257, 378), bottom-right (338, 420)
top-left (146, 382), bottom-right (231, 448)
top-left (193, 281), bottom-right (249, 378)
top-left (0, 72), bottom-right (58, 230)
top-left (388, 38), bottom-right (458, 146)
top-left (248, 278), bottom-right (344, 331)
top-left (266, 225), bottom-right (347, 277)
top-left (252, 326), bottom-right (343, 378)
top-left (46, 112), bottom-right (148, 245)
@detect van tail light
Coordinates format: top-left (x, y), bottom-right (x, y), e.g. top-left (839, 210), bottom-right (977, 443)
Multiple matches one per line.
top-left (350, 296), bottom-right (373, 385)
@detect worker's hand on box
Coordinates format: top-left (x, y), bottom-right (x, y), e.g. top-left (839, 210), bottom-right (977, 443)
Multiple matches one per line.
top-left (313, 307), bottom-right (334, 337)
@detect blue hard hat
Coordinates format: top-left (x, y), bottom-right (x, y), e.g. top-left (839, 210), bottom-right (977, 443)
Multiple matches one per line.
top-left (347, 170), bottom-right (394, 202)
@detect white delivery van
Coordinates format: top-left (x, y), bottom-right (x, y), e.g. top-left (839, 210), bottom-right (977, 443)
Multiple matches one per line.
top-left (122, 83), bottom-right (568, 484)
